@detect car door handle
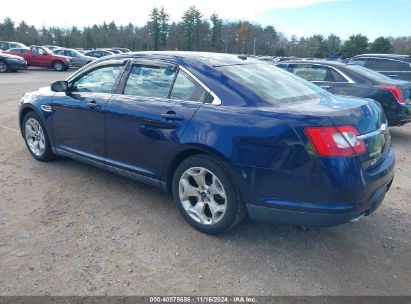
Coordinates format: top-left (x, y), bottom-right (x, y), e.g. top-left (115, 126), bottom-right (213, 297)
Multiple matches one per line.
top-left (161, 112), bottom-right (184, 121)
top-left (389, 74), bottom-right (398, 78)
top-left (320, 85), bottom-right (332, 90)
top-left (87, 101), bottom-right (101, 109)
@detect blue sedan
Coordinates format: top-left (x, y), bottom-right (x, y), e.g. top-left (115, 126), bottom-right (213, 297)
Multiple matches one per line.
top-left (18, 52), bottom-right (395, 234)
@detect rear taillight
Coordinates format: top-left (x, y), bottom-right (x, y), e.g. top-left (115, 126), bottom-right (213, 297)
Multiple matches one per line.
top-left (380, 84), bottom-right (405, 104)
top-left (305, 125), bottom-right (366, 157)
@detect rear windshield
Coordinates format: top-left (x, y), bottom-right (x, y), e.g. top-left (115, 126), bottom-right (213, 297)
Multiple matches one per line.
top-left (345, 64), bottom-right (397, 82)
top-left (216, 63), bottom-right (325, 105)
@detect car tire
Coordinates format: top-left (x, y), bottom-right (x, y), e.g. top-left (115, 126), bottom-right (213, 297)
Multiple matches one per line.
top-left (22, 112), bottom-right (54, 162)
top-left (172, 154), bottom-right (246, 234)
top-left (52, 60), bottom-right (64, 72)
top-left (0, 60), bottom-right (9, 73)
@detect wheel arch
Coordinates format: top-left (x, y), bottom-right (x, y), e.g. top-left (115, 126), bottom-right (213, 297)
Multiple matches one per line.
top-left (19, 105), bottom-right (39, 135)
top-left (162, 144), bottom-right (242, 195)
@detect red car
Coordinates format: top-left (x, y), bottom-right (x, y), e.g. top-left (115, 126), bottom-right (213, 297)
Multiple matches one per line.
top-left (5, 45), bottom-right (71, 71)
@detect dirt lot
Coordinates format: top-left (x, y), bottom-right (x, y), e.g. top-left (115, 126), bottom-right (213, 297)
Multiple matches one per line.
top-left (0, 69), bottom-right (410, 296)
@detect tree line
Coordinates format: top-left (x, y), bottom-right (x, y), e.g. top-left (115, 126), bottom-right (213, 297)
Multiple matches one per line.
top-left (1, 6), bottom-right (411, 58)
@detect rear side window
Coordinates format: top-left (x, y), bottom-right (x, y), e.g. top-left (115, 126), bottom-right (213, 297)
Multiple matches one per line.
top-left (292, 65), bottom-right (328, 81)
top-left (72, 65), bottom-right (123, 93)
top-left (368, 59), bottom-right (410, 71)
top-left (124, 65), bottom-right (176, 98)
top-left (54, 50), bottom-right (64, 55)
top-left (32, 47), bottom-right (47, 55)
top-left (291, 64), bottom-right (348, 82)
top-left (170, 70), bottom-right (206, 102)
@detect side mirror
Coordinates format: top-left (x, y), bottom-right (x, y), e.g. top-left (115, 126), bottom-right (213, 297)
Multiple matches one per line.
top-left (51, 80), bottom-right (69, 92)
top-left (43, 52), bottom-right (48, 56)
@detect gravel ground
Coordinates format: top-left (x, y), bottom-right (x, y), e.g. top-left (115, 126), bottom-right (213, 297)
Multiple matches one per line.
top-left (0, 69), bottom-right (410, 296)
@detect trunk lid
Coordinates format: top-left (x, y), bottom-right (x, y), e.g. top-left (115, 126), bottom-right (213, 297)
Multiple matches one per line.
top-left (316, 96), bottom-right (390, 167)
top-left (271, 95), bottom-right (390, 166)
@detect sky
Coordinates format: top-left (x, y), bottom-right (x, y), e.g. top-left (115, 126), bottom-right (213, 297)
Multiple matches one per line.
top-left (1, 0), bottom-right (410, 39)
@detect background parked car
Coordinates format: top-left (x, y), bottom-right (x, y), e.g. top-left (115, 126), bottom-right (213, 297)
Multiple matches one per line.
top-left (276, 60), bottom-right (411, 126)
top-left (0, 52), bottom-right (27, 73)
top-left (348, 54), bottom-right (411, 82)
top-left (112, 48), bottom-right (131, 53)
top-left (5, 45), bottom-right (71, 71)
top-left (44, 45), bottom-right (60, 51)
top-left (84, 50), bottom-right (115, 58)
top-left (52, 48), bottom-right (95, 68)
top-left (0, 41), bottom-right (27, 51)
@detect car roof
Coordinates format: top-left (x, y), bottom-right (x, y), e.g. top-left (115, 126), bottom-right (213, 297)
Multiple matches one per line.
top-left (7, 47), bottom-right (30, 50)
top-left (352, 54), bottom-right (411, 61)
top-left (110, 51), bottom-right (260, 67)
top-left (274, 60), bottom-right (348, 67)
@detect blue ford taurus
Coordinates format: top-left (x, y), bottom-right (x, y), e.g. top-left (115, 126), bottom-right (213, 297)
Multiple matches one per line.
top-left (19, 52), bottom-right (395, 234)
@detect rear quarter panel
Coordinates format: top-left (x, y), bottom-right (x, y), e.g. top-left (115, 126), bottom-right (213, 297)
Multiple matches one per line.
top-left (163, 103), bottom-right (331, 205)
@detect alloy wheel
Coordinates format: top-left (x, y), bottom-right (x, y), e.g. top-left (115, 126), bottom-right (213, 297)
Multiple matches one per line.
top-left (54, 62), bottom-right (63, 71)
top-left (25, 118), bottom-right (46, 156)
top-left (178, 167), bottom-right (227, 225)
top-left (0, 62), bottom-right (7, 73)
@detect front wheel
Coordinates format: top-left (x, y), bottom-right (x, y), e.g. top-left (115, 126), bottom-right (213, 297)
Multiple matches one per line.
top-left (172, 155), bottom-right (246, 234)
top-left (22, 112), bottom-right (54, 161)
top-left (52, 60), bottom-right (65, 72)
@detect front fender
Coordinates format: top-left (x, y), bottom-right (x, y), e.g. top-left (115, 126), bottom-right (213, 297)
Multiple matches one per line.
top-left (19, 89), bottom-right (55, 148)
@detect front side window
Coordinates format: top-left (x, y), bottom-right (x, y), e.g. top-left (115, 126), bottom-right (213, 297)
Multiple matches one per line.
top-left (67, 50), bottom-right (78, 57)
top-left (170, 70), bottom-right (206, 101)
top-left (124, 65), bottom-right (176, 98)
top-left (349, 59), bottom-right (367, 67)
top-left (71, 65), bottom-right (123, 93)
top-left (216, 63), bottom-right (325, 105)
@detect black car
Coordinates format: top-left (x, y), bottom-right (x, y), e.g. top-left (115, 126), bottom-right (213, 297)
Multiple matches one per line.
top-left (348, 54), bottom-right (411, 82)
top-left (0, 52), bottom-right (27, 73)
top-left (276, 60), bottom-right (411, 126)
top-left (84, 50), bottom-right (115, 58)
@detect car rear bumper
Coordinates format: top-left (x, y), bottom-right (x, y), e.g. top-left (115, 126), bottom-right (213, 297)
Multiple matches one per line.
top-left (386, 104), bottom-right (411, 126)
top-left (237, 143), bottom-right (395, 227)
top-left (246, 174), bottom-right (394, 226)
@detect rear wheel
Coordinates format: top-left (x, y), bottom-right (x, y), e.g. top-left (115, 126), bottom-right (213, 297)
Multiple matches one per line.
top-left (22, 112), bottom-right (54, 161)
top-left (52, 60), bottom-right (64, 72)
top-left (172, 155), bottom-right (246, 234)
top-left (0, 60), bottom-right (8, 73)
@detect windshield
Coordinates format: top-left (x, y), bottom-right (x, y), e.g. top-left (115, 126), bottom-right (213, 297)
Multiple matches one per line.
top-left (216, 63), bottom-right (327, 105)
top-left (345, 64), bottom-right (397, 82)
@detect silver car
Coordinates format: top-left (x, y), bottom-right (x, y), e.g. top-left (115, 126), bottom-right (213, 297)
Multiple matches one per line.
top-left (52, 48), bottom-right (95, 68)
